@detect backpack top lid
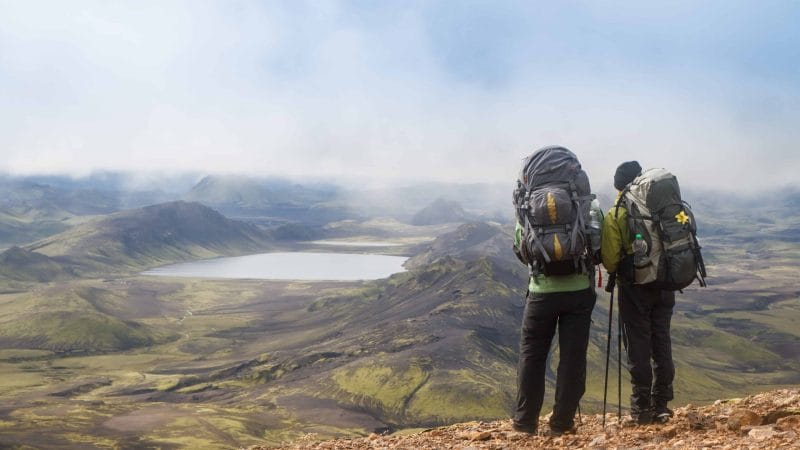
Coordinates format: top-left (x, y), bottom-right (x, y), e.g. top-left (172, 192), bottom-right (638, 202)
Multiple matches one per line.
top-left (627, 168), bottom-right (682, 215)
top-left (519, 146), bottom-right (584, 188)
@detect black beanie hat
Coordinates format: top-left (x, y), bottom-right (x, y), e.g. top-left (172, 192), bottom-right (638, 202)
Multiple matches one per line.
top-left (614, 161), bottom-right (642, 190)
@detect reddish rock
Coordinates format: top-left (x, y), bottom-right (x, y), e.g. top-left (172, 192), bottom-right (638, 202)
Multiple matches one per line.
top-left (764, 410), bottom-right (799, 424)
top-left (659, 425), bottom-right (678, 438)
top-left (469, 431), bottom-right (491, 441)
top-left (686, 411), bottom-right (707, 430)
top-left (588, 434), bottom-right (605, 447)
top-left (748, 425), bottom-right (778, 441)
top-left (775, 414), bottom-right (800, 432)
top-left (727, 409), bottom-right (762, 431)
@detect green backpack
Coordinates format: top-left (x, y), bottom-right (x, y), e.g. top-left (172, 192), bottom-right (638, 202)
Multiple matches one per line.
top-left (616, 168), bottom-right (707, 290)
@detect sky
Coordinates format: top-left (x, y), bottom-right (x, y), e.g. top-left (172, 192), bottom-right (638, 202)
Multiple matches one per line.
top-left (0, 0), bottom-right (798, 191)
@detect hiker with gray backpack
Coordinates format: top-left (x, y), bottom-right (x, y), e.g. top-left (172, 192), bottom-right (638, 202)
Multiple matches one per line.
top-left (601, 161), bottom-right (707, 425)
top-left (511, 146), bottom-right (602, 435)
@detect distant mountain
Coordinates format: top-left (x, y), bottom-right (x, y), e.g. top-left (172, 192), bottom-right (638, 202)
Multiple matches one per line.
top-left (406, 221), bottom-right (512, 268)
top-left (18, 201), bottom-right (271, 276)
top-left (184, 175), bottom-right (353, 224)
top-left (184, 175), bottom-right (273, 209)
top-left (0, 210), bottom-right (72, 249)
top-left (341, 182), bottom-right (510, 222)
top-left (0, 174), bottom-right (189, 248)
top-left (0, 180), bottom-right (119, 249)
top-left (410, 198), bottom-right (471, 226)
top-left (0, 179), bottom-right (120, 220)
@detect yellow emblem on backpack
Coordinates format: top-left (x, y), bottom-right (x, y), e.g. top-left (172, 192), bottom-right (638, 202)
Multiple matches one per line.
top-left (546, 191), bottom-right (558, 223)
top-left (553, 234), bottom-right (563, 260)
top-left (675, 210), bottom-right (690, 225)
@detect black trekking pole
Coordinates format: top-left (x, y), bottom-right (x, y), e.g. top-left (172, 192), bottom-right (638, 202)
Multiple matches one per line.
top-left (602, 272), bottom-right (616, 428)
top-left (618, 295), bottom-right (623, 421)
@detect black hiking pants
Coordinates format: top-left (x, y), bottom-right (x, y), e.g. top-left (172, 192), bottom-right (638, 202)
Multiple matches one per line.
top-left (514, 288), bottom-right (596, 431)
top-left (618, 280), bottom-right (675, 414)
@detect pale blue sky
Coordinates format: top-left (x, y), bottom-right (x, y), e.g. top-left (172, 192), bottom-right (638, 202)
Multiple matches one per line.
top-left (0, 1), bottom-right (798, 189)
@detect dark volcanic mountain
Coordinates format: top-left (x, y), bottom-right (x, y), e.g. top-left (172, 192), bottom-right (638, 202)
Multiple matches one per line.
top-left (18, 201), bottom-right (271, 276)
top-left (406, 221), bottom-right (512, 268)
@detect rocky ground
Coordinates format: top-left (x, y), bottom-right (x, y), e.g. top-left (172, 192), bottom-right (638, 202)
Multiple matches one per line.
top-left (249, 388), bottom-right (800, 449)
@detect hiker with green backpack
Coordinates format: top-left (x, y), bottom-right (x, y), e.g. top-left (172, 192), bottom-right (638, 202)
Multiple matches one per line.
top-left (511, 146), bottom-right (603, 435)
top-left (601, 161), bottom-right (707, 425)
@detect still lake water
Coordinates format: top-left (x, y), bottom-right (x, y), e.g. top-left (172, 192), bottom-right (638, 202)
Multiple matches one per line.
top-left (142, 252), bottom-right (408, 281)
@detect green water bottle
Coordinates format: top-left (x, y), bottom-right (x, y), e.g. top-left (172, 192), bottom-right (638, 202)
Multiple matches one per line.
top-left (633, 233), bottom-right (648, 267)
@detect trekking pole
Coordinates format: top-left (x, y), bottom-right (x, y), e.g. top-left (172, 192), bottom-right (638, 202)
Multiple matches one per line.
top-left (602, 272), bottom-right (616, 428)
top-left (618, 295), bottom-right (623, 421)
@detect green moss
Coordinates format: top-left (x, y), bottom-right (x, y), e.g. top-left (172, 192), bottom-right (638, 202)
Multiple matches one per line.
top-left (307, 284), bottom-right (383, 313)
top-left (0, 310), bottom-right (177, 353)
top-left (332, 360), bottom-right (429, 412)
top-left (63, 432), bottom-right (118, 449)
top-left (0, 349), bottom-right (54, 361)
top-left (406, 370), bottom-right (509, 422)
top-left (672, 322), bottom-right (780, 369)
top-left (175, 382), bottom-right (214, 394)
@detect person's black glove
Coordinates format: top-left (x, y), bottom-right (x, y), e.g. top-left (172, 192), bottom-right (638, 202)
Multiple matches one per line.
top-left (605, 272), bottom-right (617, 293)
top-left (592, 249), bottom-right (602, 266)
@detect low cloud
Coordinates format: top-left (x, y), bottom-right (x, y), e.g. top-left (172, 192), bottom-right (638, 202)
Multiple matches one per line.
top-left (0, 1), bottom-right (797, 191)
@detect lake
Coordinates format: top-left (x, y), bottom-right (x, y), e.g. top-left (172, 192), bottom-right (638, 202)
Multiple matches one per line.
top-left (142, 252), bottom-right (408, 281)
top-left (310, 240), bottom-right (403, 247)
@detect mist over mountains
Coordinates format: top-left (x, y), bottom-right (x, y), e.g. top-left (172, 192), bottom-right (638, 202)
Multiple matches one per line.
top-left (2, 170), bottom-right (794, 239)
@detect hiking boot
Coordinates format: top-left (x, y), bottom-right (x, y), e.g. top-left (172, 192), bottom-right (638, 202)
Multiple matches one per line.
top-left (545, 425), bottom-right (576, 437)
top-left (511, 422), bottom-right (537, 434)
top-left (622, 410), bottom-right (653, 426)
top-left (653, 404), bottom-right (674, 424)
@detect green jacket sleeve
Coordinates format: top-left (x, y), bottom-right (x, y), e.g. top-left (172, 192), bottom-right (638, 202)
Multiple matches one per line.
top-left (601, 199), bottom-right (630, 273)
top-left (514, 222), bottom-right (523, 250)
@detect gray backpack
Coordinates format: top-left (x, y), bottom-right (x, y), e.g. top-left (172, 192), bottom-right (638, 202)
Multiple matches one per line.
top-left (513, 146), bottom-right (595, 277)
top-left (615, 168), bottom-right (707, 290)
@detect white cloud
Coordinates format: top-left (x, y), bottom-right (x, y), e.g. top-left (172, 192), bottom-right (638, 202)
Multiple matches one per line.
top-left (0, 1), bottom-right (797, 191)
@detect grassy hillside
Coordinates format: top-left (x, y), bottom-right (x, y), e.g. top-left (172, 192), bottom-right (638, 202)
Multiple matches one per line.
top-left (9, 201), bottom-right (273, 277)
top-left (0, 247), bottom-right (74, 282)
top-left (0, 281), bottom-right (179, 354)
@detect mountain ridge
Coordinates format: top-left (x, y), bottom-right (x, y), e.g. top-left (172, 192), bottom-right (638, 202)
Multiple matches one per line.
top-left (0, 200), bottom-right (272, 280)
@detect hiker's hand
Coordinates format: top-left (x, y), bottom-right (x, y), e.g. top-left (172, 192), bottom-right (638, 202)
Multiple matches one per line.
top-left (605, 272), bottom-right (616, 293)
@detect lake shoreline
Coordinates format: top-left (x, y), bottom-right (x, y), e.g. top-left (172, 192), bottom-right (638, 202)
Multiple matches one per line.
top-left (142, 250), bottom-right (409, 281)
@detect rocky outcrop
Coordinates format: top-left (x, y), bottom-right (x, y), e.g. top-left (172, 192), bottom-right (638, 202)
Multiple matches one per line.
top-left (251, 388), bottom-right (800, 449)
